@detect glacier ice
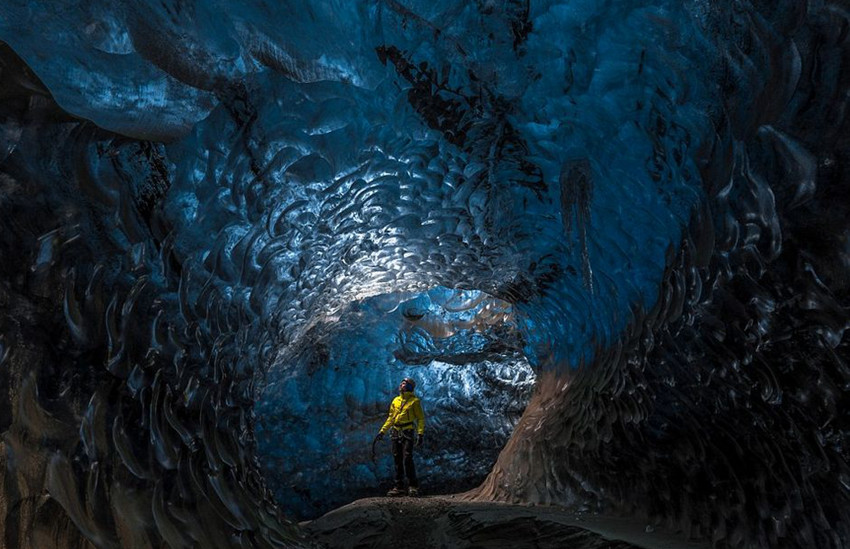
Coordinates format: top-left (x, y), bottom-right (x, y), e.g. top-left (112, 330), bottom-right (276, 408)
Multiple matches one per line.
top-left (0, 0), bottom-right (849, 548)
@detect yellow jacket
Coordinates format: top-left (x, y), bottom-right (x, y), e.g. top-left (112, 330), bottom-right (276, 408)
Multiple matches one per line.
top-left (380, 391), bottom-right (425, 435)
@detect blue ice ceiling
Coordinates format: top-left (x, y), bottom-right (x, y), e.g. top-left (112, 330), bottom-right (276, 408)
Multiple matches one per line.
top-left (3, 0), bottom-right (711, 369)
top-left (2, 0), bottom-right (849, 548)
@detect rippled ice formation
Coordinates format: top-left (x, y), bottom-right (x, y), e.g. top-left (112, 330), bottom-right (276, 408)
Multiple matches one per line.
top-left (1, 0), bottom-right (849, 548)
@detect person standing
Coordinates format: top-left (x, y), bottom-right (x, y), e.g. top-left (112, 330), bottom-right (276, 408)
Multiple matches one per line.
top-left (375, 377), bottom-right (425, 496)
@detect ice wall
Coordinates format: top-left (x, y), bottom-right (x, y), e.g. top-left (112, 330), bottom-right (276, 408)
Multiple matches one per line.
top-left (0, 1), bottom-right (849, 548)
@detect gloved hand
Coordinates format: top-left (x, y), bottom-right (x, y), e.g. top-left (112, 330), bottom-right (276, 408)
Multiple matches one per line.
top-left (375, 432), bottom-right (385, 442)
top-left (417, 434), bottom-right (424, 448)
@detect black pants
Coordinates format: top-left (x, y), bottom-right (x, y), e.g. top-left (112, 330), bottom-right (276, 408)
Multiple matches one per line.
top-left (391, 429), bottom-right (418, 489)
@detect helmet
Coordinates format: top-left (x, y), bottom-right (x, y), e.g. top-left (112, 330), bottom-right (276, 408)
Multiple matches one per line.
top-left (401, 377), bottom-right (416, 391)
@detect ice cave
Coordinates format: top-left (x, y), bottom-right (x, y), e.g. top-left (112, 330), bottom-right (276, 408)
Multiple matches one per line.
top-left (0, 1), bottom-right (849, 548)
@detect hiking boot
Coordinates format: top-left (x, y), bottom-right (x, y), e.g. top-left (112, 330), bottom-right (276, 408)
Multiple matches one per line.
top-left (408, 487), bottom-right (419, 497)
top-left (386, 487), bottom-right (407, 497)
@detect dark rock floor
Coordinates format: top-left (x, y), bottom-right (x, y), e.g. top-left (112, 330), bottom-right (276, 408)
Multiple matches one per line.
top-left (301, 496), bottom-right (711, 549)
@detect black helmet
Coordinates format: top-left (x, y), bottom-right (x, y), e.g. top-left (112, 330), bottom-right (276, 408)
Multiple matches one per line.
top-left (401, 377), bottom-right (416, 391)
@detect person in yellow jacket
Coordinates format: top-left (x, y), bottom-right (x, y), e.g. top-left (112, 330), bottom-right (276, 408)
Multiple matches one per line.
top-left (375, 377), bottom-right (425, 496)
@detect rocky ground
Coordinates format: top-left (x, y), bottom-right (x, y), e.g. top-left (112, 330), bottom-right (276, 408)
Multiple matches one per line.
top-left (301, 495), bottom-right (711, 549)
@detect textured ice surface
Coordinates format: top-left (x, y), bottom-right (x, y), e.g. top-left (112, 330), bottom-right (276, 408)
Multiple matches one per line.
top-left (254, 287), bottom-right (535, 519)
top-left (1, 1), bottom-right (850, 548)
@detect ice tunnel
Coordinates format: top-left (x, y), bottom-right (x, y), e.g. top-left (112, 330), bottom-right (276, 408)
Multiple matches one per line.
top-left (1, 1), bottom-right (849, 548)
top-left (254, 287), bottom-right (536, 520)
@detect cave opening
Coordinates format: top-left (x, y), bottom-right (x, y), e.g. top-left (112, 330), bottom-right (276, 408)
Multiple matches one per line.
top-left (253, 285), bottom-right (537, 520)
